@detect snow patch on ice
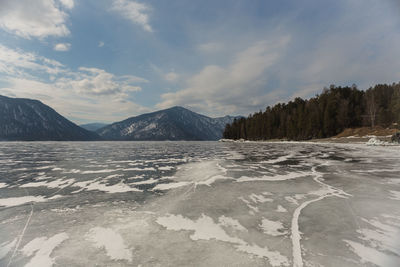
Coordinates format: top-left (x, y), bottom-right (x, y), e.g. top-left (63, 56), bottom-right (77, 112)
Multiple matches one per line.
top-left (0, 196), bottom-right (47, 207)
top-left (249, 193), bottom-right (273, 203)
top-left (73, 180), bottom-right (142, 193)
top-left (235, 243), bottom-right (290, 266)
top-left (237, 171), bottom-right (310, 182)
top-left (276, 205), bottom-right (288, 212)
top-left (20, 178), bottom-right (75, 189)
top-left (156, 213), bottom-right (242, 243)
top-left (152, 181), bottom-right (191, 191)
top-left (105, 174), bottom-right (123, 179)
top-left (122, 167), bottom-right (156, 171)
top-left (86, 227), bottom-right (132, 262)
top-left (130, 178), bottom-right (158, 185)
top-left (260, 218), bottom-right (287, 236)
top-left (156, 214), bottom-right (288, 266)
top-left (158, 166), bottom-right (174, 171)
top-left (21, 233), bottom-right (68, 267)
top-left (366, 137), bottom-right (398, 146)
top-left (155, 160), bottom-right (231, 188)
top-left (81, 169), bottom-right (116, 174)
top-left (261, 152), bottom-right (295, 164)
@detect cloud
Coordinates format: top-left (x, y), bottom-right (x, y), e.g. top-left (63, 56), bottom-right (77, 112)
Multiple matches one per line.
top-left (197, 42), bottom-right (223, 53)
top-left (63, 67), bottom-right (144, 96)
top-left (2, 77), bottom-right (150, 123)
top-left (0, 0), bottom-right (73, 39)
top-left (53, 43), bottom-right (71, 51)
top-left (98, 41), bottom-right (105, 47)
top-left (162, 0), bottom-right (400, 117)
top-left (271, 0), bottom-right (400, 101)
top-left (0, 44), bottom-right (64, 76)
top-left (59, 0), bottom-right (74, 9)
top-left (0, 44), bottom-right (149, 123)
top-left (111, 0), bottom-right (152, 32)
top-left (149, 64), bottom-right (179, 83)
top-left (157, 36), bottom-right (291, 116)
top-left (164, 72), bottom-right (179, 82)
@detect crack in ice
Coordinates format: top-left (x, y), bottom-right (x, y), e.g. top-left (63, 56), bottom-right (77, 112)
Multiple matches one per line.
top-left (290, 163), bottom-right (350, 267)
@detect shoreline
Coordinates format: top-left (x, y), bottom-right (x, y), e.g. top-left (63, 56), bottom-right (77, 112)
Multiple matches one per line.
top-left (220, 135), bottom-right (399, 146)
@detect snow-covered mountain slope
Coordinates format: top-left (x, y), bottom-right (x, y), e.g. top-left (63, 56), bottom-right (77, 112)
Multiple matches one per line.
top-left (97, 106), bottom-right (238, 141)
top-left (0, 95), bottom-right (100, 141)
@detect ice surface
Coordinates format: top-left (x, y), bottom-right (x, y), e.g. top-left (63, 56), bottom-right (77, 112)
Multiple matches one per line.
top-left (389, 190), bottom-right (400, 200)
top-left (344, 240), bottom-right (400, 266)
top-left (0, 141), bottom-right (399, 266)
top-left (0, 238), bottom-right (17, 260)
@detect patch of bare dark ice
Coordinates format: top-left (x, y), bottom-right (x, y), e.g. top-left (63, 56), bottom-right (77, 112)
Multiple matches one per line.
top-left (0, 141), bottom-right (399, 266)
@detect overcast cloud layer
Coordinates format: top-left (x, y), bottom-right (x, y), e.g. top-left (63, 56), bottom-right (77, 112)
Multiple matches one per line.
top-left (0, 0), bottom-right (399, 123)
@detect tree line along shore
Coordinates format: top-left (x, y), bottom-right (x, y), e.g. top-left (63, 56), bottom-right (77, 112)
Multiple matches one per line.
top-left (223, 83), bottom-right (400, 141)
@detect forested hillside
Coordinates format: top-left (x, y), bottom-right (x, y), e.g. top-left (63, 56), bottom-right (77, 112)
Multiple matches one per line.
top-left (223, 83), bottom-right (400, 140)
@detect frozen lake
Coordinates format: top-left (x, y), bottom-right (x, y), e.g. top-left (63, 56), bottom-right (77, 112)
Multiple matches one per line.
top-left (0, 141), bottom-right (399, 266)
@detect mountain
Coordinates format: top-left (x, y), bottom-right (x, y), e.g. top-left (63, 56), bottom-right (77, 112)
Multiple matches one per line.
top-left (80, 123), bottom-right (108, 132)
top-left (97, 106), bottom-right (238, 141)
top-left (0, 95), bottom-right (100, 141)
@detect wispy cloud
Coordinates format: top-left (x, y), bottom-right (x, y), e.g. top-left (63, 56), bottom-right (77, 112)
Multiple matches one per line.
top-left (98, 41), bottom-right (105, 47)
top-left (111, 0), bottom-right (152, 32)
top-left (53, 43), bottom-right (71, 51)
top-left (0, 0), bottom-right (73, 39)
top-left (0, 44), bottom-right (64, 76)
top-left (164, 72), bottom-right (179, 82)
top-left (157, 36), bottom-right (291, 116)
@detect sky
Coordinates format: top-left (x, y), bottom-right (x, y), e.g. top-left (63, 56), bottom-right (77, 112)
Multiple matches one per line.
top-left (0, 0), bottom-right (400, 124)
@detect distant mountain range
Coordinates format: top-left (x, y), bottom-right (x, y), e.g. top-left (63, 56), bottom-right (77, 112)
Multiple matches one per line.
top-left (0, 95), bottom-right (238, 141)
top-left (80, 123), bottom-right (108, 132)
top-left (0, 95), bottom-right (100, 141)
top-left (96, 106), bottom-right (238, 141)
